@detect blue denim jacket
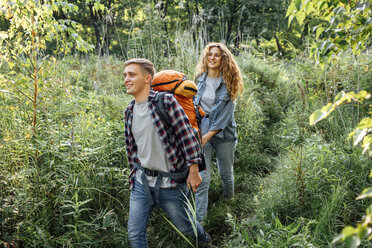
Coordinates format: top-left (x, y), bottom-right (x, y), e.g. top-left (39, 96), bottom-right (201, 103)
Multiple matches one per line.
top-left (194, 72), bottom-right (237, 142)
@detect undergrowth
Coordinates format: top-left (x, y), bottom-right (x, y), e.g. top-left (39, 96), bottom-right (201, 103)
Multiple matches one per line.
top-left (1, 50), bottom-right (371, 247)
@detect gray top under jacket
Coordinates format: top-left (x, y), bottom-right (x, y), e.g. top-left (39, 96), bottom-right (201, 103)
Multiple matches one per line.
top-left (199, 76), bottom-right (222, 114)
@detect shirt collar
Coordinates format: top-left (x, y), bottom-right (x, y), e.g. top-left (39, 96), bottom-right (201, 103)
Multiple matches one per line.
top-left (148, 88), bottom-right (156, 99)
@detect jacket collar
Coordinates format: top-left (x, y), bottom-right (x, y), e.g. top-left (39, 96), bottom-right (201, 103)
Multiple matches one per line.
top-left (198, 72), bottom-right (208, 83)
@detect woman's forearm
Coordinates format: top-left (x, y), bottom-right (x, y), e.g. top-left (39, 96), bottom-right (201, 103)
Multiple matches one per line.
top-left (202, 130), bottom-right (220, 147)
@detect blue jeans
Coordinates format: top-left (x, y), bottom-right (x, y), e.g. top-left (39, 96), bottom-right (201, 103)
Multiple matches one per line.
top-left (195, 140), bottom-right (235, 222)
top-left (127, 180), bottom-right (209, 248)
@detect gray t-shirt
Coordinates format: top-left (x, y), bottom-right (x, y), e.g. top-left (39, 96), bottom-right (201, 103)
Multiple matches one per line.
top-left (200, 76), bottom-right (222, 114)
top-left (132, 100), bottom-right (172, 188)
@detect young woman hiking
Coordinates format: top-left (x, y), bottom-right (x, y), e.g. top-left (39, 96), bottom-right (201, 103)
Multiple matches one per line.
top-left (194, 43), bottom-right (244, 222)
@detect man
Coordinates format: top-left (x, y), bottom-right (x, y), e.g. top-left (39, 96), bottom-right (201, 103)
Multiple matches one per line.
top-left (123, 58), bottom-right (211, 247)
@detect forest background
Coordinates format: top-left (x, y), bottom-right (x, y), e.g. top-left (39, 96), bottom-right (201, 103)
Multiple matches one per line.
top-left (0, 0), bottom-right (371, 247)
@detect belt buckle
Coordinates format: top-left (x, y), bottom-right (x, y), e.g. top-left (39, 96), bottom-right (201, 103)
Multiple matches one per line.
top-left (144, 168), bottom-right (158, 177)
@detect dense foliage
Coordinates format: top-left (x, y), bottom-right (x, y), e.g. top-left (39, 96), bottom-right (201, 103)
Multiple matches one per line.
top-left (1, 0), bottom-right (371, 247)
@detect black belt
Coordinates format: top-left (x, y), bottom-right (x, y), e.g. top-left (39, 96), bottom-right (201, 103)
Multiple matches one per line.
top-left (144, 168), bottom-right (158, 177)
top-left (133, 162), bottom-right (189, 206)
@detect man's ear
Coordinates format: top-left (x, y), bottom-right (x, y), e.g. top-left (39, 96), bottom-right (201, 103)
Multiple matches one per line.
top-left (145, 74), bottom-right (152, 85)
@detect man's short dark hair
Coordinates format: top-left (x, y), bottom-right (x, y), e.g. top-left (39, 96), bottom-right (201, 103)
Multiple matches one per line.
top-left (124, 58), bottom-right (155, 78)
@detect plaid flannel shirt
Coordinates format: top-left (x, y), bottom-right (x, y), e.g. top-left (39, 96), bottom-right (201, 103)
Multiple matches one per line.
top-left (124, 89), bottom-right (202, 188)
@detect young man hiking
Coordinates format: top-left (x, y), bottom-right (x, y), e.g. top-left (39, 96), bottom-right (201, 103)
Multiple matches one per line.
top-left (123, 58), bottom-right (211, 247)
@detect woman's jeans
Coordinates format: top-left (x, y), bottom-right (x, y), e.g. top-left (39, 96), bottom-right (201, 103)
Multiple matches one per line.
top-left (195, 139), bottom-right (235, 222)
top-left (127, 180), bottom-right (209, 248)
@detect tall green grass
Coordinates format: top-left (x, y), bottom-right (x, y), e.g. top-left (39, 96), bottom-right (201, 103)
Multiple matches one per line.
top-left (1, 39), bottom-right (371, 247)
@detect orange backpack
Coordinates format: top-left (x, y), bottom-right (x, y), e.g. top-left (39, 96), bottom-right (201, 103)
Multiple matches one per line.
top-left (151, 70), bottom-right (205, 131)
top-left (152, 70), bottom-right (206, 171)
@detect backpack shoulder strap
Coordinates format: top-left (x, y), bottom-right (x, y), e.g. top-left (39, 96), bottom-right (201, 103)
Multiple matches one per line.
top-left (154, 91), bottom-right (206, 172)
top-left (154, 92), bottom-right (173, 132)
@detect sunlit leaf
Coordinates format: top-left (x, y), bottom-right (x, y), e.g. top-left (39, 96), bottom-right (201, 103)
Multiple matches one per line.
top-left (286, 2), bottom-right (297, 18)
top-left (361, 135), bottom-right (371, 154)
top-left (309, 102), bottom-right (335, 125)
top-left (356, 118), bottom-right (372, 129)
top-left (350, 128), bottom-right (367, 146)
top-left (316, 26), bottom-right (324, 39)
top-left (334, 91), bottom-right (347, 104)
top-left (343, 226), bottom-right (357, 237)
top-left (356, 90), bottom-right (371, 100)
top-left (296, 10), bottom-right (306, 26)
top-left (310, 109), bottom-right (326, 125)
top-left (356, 187), bottom-right (372, 200)
top-left (0, 89), bottom-right (13, 94)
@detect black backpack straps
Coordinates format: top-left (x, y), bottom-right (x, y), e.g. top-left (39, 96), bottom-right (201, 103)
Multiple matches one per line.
top-left (154, 92), bottom-right (173, 133)
top-left (151, 79), bottom-right (180, 88)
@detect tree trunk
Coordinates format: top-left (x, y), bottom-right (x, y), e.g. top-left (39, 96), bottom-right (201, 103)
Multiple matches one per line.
top-left (160, 0), bottom-right (169, 57)
top-left (103, 0), bottom-right (113, 56)
top-left (227, 17), bottom-right (233, 43)
top-left (274, 32), bottom-right (283, 54)
top-left (88, 3), bottom-right (103, 56)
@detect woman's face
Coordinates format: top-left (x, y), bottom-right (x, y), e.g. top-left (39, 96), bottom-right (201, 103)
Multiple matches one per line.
top-left (206, 47), bottom-right (222, 70)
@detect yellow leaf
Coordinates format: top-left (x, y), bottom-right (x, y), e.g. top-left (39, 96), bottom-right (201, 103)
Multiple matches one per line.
top-left (8, 61), bottom-right (15, 69)
top-left (342, 226), bottom-right (357, 237)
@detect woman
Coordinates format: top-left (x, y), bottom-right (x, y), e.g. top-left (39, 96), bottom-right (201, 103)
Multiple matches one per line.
top-left (194, 43), bottom-right (244, 222)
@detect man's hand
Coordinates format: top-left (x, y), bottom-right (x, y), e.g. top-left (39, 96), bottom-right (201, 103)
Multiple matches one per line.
top-left (187, 164), bottom-right (202, 193)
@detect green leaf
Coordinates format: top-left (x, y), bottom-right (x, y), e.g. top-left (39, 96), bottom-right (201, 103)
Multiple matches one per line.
top-left (286, 2), bottom-right (297, 17)
top-left (309, 109), bottom-right (324, 125)
top-left (356, 226), bottom-right (369, 240)
top-left (296, 10), bottom-right (306, 26)
top-left (333, 6), bottom-right (345, 15)
top-left (309, 102), bottom-right (339, 125)
top-left (94, 2), bottom-right (105, 12)
top-left (0, 89), bottom-right (13, 94)
top-left (356, 118), bottom-right (372, 129)
top-left (334, 91), bottom-right (346, 103)
top-left (345, 235), bottom-right (361, 248)
top-left (343, 226), bottom-right (357, 237)
top-left (316, 26), bottom-right (325, 39)
top-left (295, 0), bottom-right (302, 10)
top-left (322, 41), bottom-right (334, 54)
top-left (351, 128), bottom-right (367, 146)
top-left (8, 61), bottom-right (15, 69)
top-left (163, 215), bottom-right (195, 247)
top-left (356, 187), bottom-right (372, 200)
top-left (356, 90), bottom-right (371, 100)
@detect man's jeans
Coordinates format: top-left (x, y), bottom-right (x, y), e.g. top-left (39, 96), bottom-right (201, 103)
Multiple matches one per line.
top-left (128, 180), bottom-right (209, 248)
top-left (195, 140), bottom-right (235, 222)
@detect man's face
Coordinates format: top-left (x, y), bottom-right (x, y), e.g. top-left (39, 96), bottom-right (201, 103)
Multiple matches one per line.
top-left (124, 63), bottom-right (151, 97)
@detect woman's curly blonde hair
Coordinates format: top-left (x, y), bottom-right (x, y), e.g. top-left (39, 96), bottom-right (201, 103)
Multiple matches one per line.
top-left (195, 43), bottom-right (244, 101)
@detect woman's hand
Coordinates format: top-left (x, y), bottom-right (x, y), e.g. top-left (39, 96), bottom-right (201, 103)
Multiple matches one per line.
top-left (202, 130), bottom-right (220, 147)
